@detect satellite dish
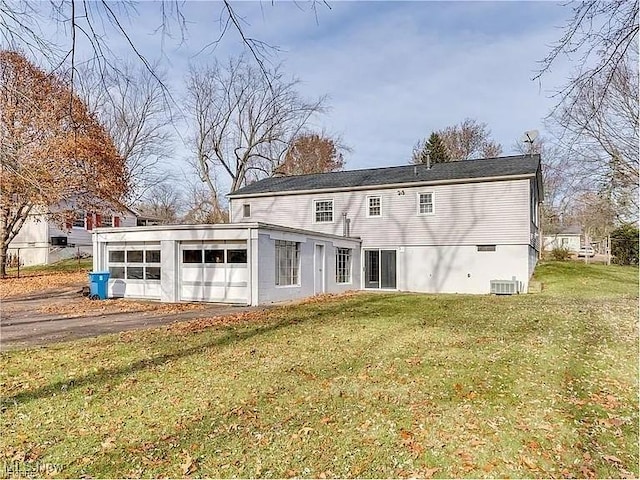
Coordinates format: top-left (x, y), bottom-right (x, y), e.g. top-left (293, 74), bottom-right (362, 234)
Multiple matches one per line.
top-left (521, 129), bottom-right (539, 144)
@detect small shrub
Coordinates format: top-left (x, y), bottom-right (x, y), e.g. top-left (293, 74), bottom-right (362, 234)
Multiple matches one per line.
top-left (611, 224), bottom-right (639, 265)
top-left (550, 247), bottom-right (572, 261)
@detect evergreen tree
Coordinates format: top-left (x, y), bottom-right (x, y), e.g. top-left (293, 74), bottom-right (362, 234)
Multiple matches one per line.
top-left (411, 132), bottom-right (450, 165)
top-left (425, 132), bottom-right (449, 164)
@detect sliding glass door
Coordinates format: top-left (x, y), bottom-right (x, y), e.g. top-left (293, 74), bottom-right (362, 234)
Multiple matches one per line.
top-left (364, 249), bottom-right (397, 289)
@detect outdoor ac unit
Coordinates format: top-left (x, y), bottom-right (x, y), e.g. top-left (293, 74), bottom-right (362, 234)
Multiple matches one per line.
top-left (50, 236), bottom-right (68, 246)
top-left (490, 279), bottom-right (519, 295)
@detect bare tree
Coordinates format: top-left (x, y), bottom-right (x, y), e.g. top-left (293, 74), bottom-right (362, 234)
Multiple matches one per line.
top-left (513, 135), bottom-right (581, 233)
top-left (74, 63), bottom-right (174, 203)
top-left (134, 183), bottom-right (183, 224)
top-left (551, 43), bottom-right (638, 222)
top-left (182, 183), bottom-right (228, 225)
top-left (187, 56), bottom-right (325, 196)
top-left (568, 191), bottom-right (617, 247)
top-left (536, 0), bottom-right (638, 118)
top-left (436, 118), bottom-right (503, 160)
top-left (0, 1), bottom-right (329, 89)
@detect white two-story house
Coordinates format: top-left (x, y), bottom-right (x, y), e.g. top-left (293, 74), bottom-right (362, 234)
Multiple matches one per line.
top-left (8, 207), bottom-right (137, 267)
top-left (91, 154), bottom-right (542, 304)
top-left (227, 154), bottom-right (543, 295)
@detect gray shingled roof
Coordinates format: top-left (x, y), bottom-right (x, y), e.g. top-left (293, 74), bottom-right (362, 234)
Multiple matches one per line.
top-left (229, 154), bottom-right (540, 197)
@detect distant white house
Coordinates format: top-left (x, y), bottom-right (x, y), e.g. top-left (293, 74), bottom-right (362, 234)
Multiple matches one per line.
top-left (8, 207), bottom-right (137, 267)
top-left (92, 154), bottom-right (543, 304)
top-left (542, 226), bottom-right (582, 253)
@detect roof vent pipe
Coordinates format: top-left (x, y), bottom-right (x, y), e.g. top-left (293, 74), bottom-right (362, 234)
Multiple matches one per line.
top-left (426, 153), bottom-right (431, 170)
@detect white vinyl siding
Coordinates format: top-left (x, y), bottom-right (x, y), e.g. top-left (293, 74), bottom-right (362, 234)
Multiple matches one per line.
top-left (230, 179), bottom-right (531, 247)
top-left (314, 199), bottom-right (333, 223)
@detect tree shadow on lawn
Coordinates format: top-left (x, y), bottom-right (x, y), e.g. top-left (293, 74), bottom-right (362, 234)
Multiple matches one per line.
top-left (2, 295), bottom-right (391, 407)
top-left (3, 308), bottom-right (163, 329)
top-left (57, 301), bottom-right (636, 478)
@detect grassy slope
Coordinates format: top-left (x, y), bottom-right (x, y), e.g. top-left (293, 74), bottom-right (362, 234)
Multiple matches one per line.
top-left (5, 258), bottom-right (93, 275)
top-left (1, 261), bottom-right (638, 478)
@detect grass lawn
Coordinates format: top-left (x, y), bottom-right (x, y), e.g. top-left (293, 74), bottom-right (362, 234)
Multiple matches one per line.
top-left (5, 258), bottom-right (93, 276)
top-left (1, 261), bottom-right (638, 478)
top-left (1, 259), bottom-right (92, 299)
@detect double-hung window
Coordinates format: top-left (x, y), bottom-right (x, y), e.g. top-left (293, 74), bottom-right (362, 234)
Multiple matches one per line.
top-left (275, 240), bottom-right (300, 286)
top-left (314, 200), bottom-right (333, 223)
top-left (336, 248), bottom-right (352, 284)
top-left (418, 192), bottom-right (434, 215)
top-left (367, 196), bottom-right (381, 217)
top-left (73, 212), bottom-right (86, 228)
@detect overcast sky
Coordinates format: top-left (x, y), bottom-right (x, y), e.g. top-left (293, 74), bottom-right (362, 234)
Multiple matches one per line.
top-left (42, 1), bottom-right (576, 185)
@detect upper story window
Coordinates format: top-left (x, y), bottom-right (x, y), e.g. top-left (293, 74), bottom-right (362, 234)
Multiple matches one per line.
top-left (367, 196), bottom-right (381, 217)
top-left (72, 212), bottom-right (86, 228)
top-left (314, 199), bottom-right (333, 223)
top-left (243, 204), bottom-right (251, 218)
top-left (418, 192), bottom-right (434, 215)
top-left (101, 215), bottom-right (114, 227)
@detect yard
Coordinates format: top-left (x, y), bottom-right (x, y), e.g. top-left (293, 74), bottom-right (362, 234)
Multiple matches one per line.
top-left (1, 262), bottom-right (638, 478)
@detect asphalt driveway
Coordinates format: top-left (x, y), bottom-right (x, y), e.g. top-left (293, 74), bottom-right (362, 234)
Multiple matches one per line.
top-left (0, 286), bottom-right (258, 351)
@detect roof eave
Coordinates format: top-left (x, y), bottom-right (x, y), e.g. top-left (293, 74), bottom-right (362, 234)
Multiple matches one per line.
top-left (228, 172), bottom-right (537, 199)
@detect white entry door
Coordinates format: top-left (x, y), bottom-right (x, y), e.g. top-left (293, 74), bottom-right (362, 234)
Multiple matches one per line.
top-left (314, 244), bottom-right (325, 295)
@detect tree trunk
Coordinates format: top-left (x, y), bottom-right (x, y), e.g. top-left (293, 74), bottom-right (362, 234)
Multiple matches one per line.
top-left (0, 222), bottom-right (8, 278)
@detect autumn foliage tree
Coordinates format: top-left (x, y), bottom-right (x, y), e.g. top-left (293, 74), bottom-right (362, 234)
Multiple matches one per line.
top-left (276, 133), bottom-right (345, 176)
top-left (0, 51), bottom-right (128, 276)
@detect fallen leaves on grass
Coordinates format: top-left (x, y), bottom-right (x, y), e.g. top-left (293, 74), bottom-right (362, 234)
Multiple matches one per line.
top-left (167, 310), bottom-right (272, 334)
top-left (602, 454), bottom-right (624, 464)
top-left (0, 271), bottom-right (86, 298)
top-left (179, 451), bottom-right (198, 476)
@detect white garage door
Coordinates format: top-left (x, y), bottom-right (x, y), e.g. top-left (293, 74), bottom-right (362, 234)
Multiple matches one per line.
top-left (179, 241), bottom-right (248, 303)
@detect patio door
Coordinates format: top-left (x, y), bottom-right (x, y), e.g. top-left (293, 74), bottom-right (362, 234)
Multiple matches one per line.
top-left (364, 249), bottom-right (396, 289)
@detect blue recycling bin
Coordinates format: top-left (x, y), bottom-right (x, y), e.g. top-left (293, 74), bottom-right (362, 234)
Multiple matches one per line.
top-left (88, 271), bottom-right (110, 300)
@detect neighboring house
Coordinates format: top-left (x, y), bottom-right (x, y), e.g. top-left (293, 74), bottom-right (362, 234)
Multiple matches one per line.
top-left (8, 208), bottom-right (137, 267)
top-left (542, 226), bottom-right (582, 253)
top-left (228, 154), bottom-right (543, 295)
top-left (92, 154), bottom-right (542, 304)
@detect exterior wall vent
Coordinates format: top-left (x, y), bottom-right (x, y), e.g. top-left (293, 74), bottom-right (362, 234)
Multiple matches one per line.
top-left (490, 279), bottom-right (519, 295)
